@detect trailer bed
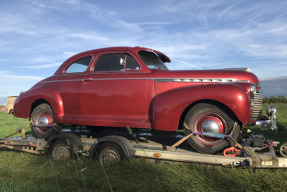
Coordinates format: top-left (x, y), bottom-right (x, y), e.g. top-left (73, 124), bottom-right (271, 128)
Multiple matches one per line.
top-left (1, 128), bottom-right (287, 168)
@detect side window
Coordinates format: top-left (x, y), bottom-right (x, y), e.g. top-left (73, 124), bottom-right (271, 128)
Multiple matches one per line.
top-left (66, 56), bottom-right (92, 73)
top-left (94, 53), bottom-right (139, 72)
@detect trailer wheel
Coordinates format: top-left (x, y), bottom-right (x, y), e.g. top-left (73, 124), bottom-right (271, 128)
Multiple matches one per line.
top-left (30, 103), bottom-right (59, 139)
top-left (184, 103), bottom-right (240, 154)
top-left (50, 139), bottom-right (72, 160)
top-left (280, 142), bottom-right (287, 157)
top-left (96, 142), bottom-right (125, 164)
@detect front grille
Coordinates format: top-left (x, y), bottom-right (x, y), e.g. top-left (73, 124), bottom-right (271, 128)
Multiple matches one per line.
top-left (251, 91), bottom-right (263, 120)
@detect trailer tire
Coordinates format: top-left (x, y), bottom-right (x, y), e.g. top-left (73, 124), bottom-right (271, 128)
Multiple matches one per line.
top-left (280, 142), bottom-right (287, 157)
top-left (50, 139), bottom-right (72, 160)
top-left (30, 103), bottom-right (59, 139)
top-left (184, 103), bottom-right (240, 154)
top-left (96, 142), bottom-right (125, 164)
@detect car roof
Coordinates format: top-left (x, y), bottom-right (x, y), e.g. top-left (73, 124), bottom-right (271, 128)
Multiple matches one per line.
top-left (54, 46), bottom-right (171, 75)
top-left (74, 46), bottom-right (170, 62)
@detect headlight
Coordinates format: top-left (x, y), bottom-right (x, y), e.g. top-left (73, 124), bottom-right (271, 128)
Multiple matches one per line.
top-left (250, 84), bottom-right (256, 99)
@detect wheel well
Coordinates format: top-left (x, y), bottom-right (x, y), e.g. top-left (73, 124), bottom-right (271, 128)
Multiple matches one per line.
top-left (178, 100), bottom-right (241, 130)
top-left (30, 99), bottom-right (51, 117)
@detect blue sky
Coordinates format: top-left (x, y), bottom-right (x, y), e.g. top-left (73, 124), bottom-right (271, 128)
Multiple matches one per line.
top-left (0, 0), bottom-right (287, 104)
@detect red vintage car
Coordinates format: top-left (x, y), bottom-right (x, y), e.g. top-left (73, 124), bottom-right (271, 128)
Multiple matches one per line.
top-left (14, 46), bottom-right (275, 154)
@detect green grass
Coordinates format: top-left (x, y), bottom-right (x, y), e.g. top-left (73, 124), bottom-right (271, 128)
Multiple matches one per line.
top-left (0, 112), bottom-right (30, 137)
top-left (0, 105), bottom-right (286, 192)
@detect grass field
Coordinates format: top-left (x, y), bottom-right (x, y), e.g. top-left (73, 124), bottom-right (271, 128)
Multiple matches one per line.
top-left (0, 104), bottom-right (286, 192)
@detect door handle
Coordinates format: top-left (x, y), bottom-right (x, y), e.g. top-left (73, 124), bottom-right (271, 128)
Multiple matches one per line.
top-left (84, 78), bottom-right (93, 81)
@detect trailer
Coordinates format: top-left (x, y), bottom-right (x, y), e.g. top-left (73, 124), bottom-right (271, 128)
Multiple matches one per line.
top-left (1, 126), bottom-right (287, 169)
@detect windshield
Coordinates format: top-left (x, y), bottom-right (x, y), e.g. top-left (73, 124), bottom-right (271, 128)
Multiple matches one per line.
top-left (138, 50), bottom-right (168, 70)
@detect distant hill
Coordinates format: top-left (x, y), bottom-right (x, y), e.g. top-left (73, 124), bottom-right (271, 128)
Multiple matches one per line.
top-left (260, 76), bottom-right (287, 97)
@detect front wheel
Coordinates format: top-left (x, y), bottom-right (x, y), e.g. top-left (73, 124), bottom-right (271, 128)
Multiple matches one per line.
top-left (184, 103), bottom-right (240, 154)
top-left (30, 103), bottom-right (59, 139)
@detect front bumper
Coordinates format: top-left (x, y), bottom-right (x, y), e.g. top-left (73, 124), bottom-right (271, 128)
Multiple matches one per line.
top-left (256, 106), bottom-right (278, 131)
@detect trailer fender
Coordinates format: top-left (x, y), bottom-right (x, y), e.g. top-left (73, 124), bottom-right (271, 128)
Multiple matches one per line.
top-left (46, 133), bottom-right (83, 153)
top-left (90, 135), bottom-right (134, 160)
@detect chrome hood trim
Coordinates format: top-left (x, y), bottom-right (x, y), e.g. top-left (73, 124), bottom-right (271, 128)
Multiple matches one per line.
top-left (154, 78), bottom-right (250, 83)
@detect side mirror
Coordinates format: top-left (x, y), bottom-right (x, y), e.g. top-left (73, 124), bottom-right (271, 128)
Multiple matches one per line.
top-left (120, 58), bottom-right (126, 66)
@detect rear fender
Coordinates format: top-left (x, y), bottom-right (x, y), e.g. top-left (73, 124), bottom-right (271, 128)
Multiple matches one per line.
top-left (151, 84), bottom-right (251, 131)
top-left (13, 87), bottom-right (64, 122)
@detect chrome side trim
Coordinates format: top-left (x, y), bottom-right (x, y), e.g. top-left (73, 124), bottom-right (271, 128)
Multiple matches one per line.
top-left (40, 78), bottom-right (148, 83)
top-left (84, 78), bottom-right (149, 81)
top-left (154, 78), bottom-right (250, 83)
top-left (41, 77), bottom-right (250, 84)
top-left (40, 79), bottom-right (83, 83)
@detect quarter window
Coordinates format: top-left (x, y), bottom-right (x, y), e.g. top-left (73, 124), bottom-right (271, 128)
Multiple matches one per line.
top-left (94, 53), bottom-right (139, 72)
top-left (66, 56), bottom-right (92, 73)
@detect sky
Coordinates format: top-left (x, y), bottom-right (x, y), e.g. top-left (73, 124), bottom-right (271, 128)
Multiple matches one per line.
top-left (0, 0), bottom-right (287, 105)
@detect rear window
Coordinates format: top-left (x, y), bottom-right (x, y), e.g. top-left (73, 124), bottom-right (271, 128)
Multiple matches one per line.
top-left (66, 56), bottom-right (92, 73)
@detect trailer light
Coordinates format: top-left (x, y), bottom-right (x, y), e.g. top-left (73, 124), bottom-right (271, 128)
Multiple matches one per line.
top-left (153, 153), bottom-right (161, 157)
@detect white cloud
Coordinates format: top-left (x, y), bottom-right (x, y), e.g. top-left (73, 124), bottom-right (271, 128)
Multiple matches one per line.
top-left (0, 15), bottom-right (36, 35)
top-left (170, 59), bottom-right (202, 70)
top-left (0, 70), bottom-right (13, 76)
top-left (0, 74), bottom-right (43, 82)
top-left (69, 33), bottom-right (111, 42)
top-left (0, 70), bottom-right (43, 81)
top-left (138, 22), bottom-right (171, 25)
top-left (0, 70), bottom-right (44, 96)
top-left (16, 63), bottom-right (61, 69)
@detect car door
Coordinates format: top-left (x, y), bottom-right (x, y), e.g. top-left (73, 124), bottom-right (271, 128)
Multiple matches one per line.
top-left (57, 55), bottom-right (93, 124)
top-left (81, 52), bottom-right (150, 128)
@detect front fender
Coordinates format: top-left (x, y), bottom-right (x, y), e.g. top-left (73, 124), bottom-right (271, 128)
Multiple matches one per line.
top-left (13, 87), bottom-right (64, 122)
top-left (151, 84), bottom-right (251, 131)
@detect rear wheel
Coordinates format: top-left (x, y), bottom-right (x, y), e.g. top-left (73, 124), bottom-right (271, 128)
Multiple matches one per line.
top-left (184, 103), bottom-right (240, 154)
top-left (30, 103), bottom-right (59, 139)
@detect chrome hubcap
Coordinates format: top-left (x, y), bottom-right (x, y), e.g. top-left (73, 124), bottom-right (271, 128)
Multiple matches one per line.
top-left (39, 116), bottom-right (49, 125)
top-left (201, 120), bottom-right (220, 134)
